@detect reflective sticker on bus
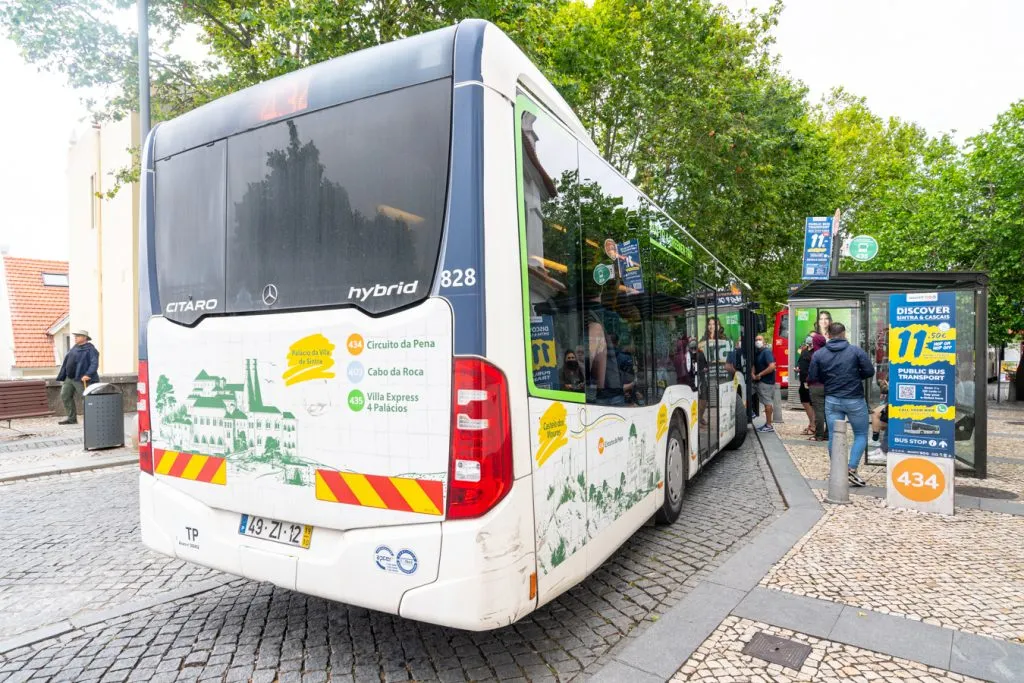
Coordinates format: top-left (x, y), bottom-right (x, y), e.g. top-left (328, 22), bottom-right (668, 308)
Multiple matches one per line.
top-left (154, 449), bottom-right (227, 485)
top-left (315, 470), bottom-right (444, 516)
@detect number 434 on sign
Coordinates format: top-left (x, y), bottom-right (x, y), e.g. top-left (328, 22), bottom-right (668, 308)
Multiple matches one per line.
top-left (896, 471), bottom-right (940, 490)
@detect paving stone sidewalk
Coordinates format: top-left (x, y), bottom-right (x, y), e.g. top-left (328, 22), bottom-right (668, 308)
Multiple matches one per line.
top-left (666, 415), bottom-right (1024, 683)
top-left (763, 490), bottom-right (1024, 642)
top-left (673, 616), bottom-right (983, 683)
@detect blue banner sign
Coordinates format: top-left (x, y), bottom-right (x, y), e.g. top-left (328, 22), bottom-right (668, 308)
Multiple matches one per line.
top-left (887, 292), bottom-right (957, 458)
top-left (616, 238), bottom-right (644, 293)
top-left (801, 217), bottom-right (833, 280)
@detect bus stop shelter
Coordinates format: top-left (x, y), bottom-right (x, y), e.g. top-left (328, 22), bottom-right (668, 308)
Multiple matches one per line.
top-left (786, 272), bottom-right (989, 478)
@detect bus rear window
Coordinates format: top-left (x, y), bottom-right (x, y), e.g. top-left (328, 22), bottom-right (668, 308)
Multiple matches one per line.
top-left (154, 78), bottom-right (452, 323)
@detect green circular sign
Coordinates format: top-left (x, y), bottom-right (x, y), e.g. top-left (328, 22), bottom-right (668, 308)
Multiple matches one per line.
top-left (347, 389), bottom-right (365, 412)
top-left (848, 235), bottom-right (879, 262)
top-left (593, 263), bottom-right (614, 285)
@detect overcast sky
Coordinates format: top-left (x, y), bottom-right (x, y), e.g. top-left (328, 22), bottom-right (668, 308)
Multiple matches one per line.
top-left (1, 0), bottom-right (1022, 261)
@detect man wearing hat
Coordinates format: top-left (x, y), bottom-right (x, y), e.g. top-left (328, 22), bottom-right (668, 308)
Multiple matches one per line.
top-left (56, 330), bottom-right (100, 425)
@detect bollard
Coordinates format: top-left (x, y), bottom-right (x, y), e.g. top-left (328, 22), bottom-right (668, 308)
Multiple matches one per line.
top-left (825, 420), bottom-right (849, 505)
top-left (772, 384), bottom-right (785, 423)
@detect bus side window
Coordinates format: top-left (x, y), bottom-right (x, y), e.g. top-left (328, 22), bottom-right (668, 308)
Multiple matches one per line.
top-left (519, 108), bottom-right (584, 397)
top-left (577, 146), bottom-right (654, 407)
top-left (651, 214), bottom-right (695, 403)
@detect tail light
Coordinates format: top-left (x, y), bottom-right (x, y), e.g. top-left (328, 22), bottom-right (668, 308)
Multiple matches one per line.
top-left (138, 360), bottom-right (153, 474)
top-left (447, 357), bottom-right (513, 519)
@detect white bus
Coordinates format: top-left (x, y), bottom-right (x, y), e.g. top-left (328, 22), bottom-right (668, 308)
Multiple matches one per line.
top-left (137, 19), bottom-right (757, 631)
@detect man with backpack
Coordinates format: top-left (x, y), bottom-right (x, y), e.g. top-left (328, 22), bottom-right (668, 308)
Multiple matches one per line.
top-left (808, 322), bottom-right (875, 486)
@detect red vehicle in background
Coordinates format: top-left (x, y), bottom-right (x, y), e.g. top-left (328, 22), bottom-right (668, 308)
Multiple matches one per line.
top-left (773, 309), bottom-right (789, 389)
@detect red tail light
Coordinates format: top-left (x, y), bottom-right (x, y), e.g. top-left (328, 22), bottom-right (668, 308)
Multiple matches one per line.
top-left (138, 360), bottom-right (154, 475)
top-left (447, 357), bottom-right (513, 519)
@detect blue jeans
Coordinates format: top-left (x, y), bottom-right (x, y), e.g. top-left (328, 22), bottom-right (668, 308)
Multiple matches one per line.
top-left (825, 396), bottom-right (869, 470)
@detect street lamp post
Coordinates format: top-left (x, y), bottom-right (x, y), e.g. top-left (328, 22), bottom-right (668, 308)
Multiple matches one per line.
top-left (138, 0), bottom-right (150, 145)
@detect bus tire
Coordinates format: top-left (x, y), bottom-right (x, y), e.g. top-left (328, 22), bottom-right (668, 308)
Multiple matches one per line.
top-left (656, 420), bottom-right (686, 524)
top-left (725, 390), bottom-right (748, 451)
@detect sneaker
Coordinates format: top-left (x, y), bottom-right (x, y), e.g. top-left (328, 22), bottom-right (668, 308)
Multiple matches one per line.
top-left (848, 470), bottom-right (867, 487)
top-left (757, 424), bottom-right (775, 433)
top-left (866, 448), bottom-right (886, 466)
top-left (57, 419), bottom-right (77, 425)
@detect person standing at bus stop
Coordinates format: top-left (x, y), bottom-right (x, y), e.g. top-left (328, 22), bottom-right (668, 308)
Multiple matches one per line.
top-left (807, 333), bottom-right (828, 441)
top-left (752, 334), bottom-right (777, 432)
top-left (808, 322), bottom-right (874, 487)
top-left (56, 330), bottom-right (100, 425)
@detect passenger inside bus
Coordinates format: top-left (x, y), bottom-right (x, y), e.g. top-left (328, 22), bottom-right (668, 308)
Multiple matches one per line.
top-left (558, 349), bottom-right (586, 392)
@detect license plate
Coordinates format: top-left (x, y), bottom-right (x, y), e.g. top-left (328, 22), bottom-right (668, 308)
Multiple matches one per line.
top-left (239, 514), bottom-right (312, 549)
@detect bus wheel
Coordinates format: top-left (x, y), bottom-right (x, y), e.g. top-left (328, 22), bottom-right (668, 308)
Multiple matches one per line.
top-left (725, 392), bottom-right (749, 451)
top-left (656, 421), bottom-right (686, 524)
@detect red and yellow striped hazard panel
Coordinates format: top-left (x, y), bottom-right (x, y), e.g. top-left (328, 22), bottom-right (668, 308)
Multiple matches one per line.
top-left (315, 469), bottom-right (444, 516)
top-left (154, 449), bottom-right (227, 485)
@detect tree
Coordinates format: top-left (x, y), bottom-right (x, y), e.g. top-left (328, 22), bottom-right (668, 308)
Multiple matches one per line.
top-left (0, 0), bottom-right (563, 123)
top-left (154, 375), bottom-right (176, 414)
top-left (964, 101), bottom-right (1024, 345)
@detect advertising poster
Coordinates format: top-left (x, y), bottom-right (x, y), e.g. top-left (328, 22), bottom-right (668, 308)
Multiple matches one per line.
top-left (793, 307), bottom-right (853, 343)
top-left (530, 315), bottom-right (557, 390)
top-left (801, 217), bottom-right (833, 280)
top-left (887, 292), bottom-right (957, 459)
top-left (616, 238), bottom-right (644, 293)
top-left (695, 311), bottom-right (737, 365)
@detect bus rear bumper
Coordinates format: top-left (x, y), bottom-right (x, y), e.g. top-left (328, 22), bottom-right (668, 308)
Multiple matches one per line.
top-left (139, 473), bottom-right (537, 630)
top-left (399, 480), bottom-right (537, 631)
top-left (139, 474), bottom-right (441, 617)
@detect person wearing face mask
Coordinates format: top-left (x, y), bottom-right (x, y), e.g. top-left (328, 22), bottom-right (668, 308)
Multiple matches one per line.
top-left (752, 334), bottom-right (777, 432)
top-left (559, 349), bottom-right (585, 392)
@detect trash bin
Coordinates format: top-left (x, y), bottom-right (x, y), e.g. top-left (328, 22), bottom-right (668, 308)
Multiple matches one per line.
top-left (83, 382), bottom-right (125, 450)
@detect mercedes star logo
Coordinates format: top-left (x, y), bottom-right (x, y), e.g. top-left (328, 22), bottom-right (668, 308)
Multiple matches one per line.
top-left (262, 283), bottom-right (279, 306)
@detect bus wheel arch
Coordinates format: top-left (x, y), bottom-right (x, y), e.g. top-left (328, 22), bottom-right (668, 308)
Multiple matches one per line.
top-left (655, 409), bottom-right (688, 525)
top-left (725, 385), bottom-right (749, 451)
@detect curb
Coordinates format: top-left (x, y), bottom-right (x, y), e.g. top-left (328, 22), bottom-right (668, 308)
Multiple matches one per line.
top-left (0, 454), bottom-right (137, 484)
top-left (588, 426), bottom-right (823, 682)
top-left (0, 576), bottom-right (238, 655)
top-left (590, 427), bottom-right (1024, 683)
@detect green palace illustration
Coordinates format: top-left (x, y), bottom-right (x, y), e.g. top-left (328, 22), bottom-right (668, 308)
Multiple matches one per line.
top-left (154, 360), bottom-right (315, 485)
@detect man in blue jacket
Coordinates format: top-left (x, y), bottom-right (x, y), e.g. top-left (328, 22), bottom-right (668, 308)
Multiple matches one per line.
top-left (808, 322), bottom-right (874, 486)
top-left (56, 330), bottom-right (100, 425)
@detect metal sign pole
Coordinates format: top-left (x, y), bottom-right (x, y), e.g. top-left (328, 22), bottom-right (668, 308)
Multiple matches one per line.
top-left (138, 0), bottom-right (151, 145)
top-left (829, 208), bottom-right (842, 278)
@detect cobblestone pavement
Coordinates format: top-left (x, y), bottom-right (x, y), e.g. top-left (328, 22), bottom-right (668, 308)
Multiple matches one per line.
top-left (0, 467), bottom-right (222, 639)
top-left (671, 616), bottom-right (983, 682)
top-left (0, 437), bottom-right (781, 681)
top-left (0, 419), bottom-right (81, 445)
top-left (761, 490), bottom-right (1024, 642)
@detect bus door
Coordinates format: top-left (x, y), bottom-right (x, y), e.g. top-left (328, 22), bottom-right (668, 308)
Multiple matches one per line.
top-left (695, 285), bottom-right (718, 460)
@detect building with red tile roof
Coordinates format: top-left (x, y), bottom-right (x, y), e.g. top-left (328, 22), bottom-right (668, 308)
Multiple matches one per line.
top-left (0, 254), bottom-right (72, 379)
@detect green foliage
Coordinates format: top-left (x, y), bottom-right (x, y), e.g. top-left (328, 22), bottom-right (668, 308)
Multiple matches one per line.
top-left (2, 0), bottom-right (1020, 338)
top-left (820, 91), bottom-right (1024, 343)
top-left (551, 537), bottom-right (567, 567)
top-left (559, 484), bottom-right (575, 505)
top-left (154, 375), bottom-right (175, 413)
